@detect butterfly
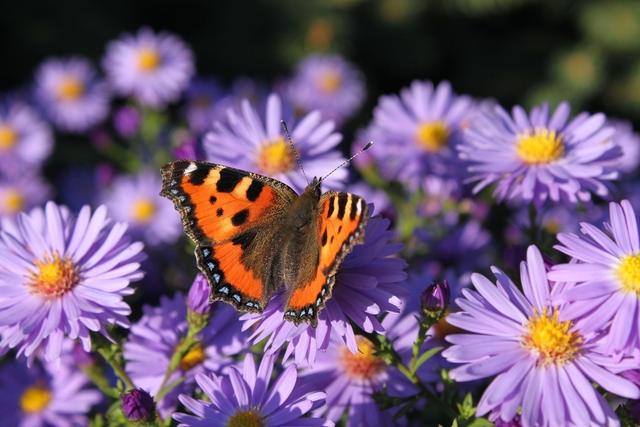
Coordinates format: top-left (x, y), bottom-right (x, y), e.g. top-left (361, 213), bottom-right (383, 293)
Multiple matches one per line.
top-left (160, 160), bottom-right (368, 327)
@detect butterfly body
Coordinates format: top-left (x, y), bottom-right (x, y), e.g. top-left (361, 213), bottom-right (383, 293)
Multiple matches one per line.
top-left (160, 160), bottom-right (368, 326)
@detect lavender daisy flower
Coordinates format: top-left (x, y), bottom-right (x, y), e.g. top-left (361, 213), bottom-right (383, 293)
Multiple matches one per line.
top-left (548, 200), bottom-right (640, 357)
top-left (0, 355), bottom-right (101, 426)
top-left (103, 27), bottom-right (194, 108)
top-left (443, 245), bottom-right (640, 426)
top-left (368, 80), bottom-right (473, 188)
top-left (174, 353), bottom-right (330, 427)
top-left (286, 54), bottom-right (365, 124)
top-left (185, 78), bottom-right (228, 134)
top-left (609, 119), bottom-right (640, 175)
top-left (102, 170), bottom-right (182, 246)
top-left (0, 202), bottom-right (144, 363)
top-left (0, 172), bottom-right (50, 218)
top-left (241, 215), bottom-right (406, 366)
top-left (203, 93), bottom-right (346, 192)
top-left (124, 291), bottom-right (248, 417)
top-left (34, 57), bottom-right (110, 133)
top-left (459, 101), bottom-right (621, 204)
top-left (0, 102), bottom-right (53, 175)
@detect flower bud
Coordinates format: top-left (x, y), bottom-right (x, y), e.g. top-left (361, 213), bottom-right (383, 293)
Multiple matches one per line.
top-left (121, 388), bottom-right (155, 422)
top-left (188, 274), bottom-right (211, 315)
top-left (421, 280), bottom-right (450, 316)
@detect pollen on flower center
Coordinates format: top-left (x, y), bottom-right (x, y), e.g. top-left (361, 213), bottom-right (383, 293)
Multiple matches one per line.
top-left (29, 253), bottom-right (79, 298)
top-left (0, 125), bottom-right (17, 150)
top-left (256, 137), bottom-right (295, 175)
top-left (56, 76), bottom-right (85, 101)
top-left (339, 336), bottom-right (386, 380)
top-left (180, 342), bottom-right (205, 371)
top-left (227, 409), bottom-right (265, 427)
top-left (20, 385), bottom-right (51, 413)
top-left (523, 308), bottom-right (581, 365)
top-left (317, 69), bottom-right (342, 94)
top-left (616, 254), bottom-right (640, 295)
top-left (3, 189), bottom-right (25, 213)
top-left (132, 199), bottom-right (156, 223)
top-left (137, 48), bottom-right (161, 72)
top-left (516, 129), bottom-right (565, 165)
top-left (415, 121), bottom-right (450, 152)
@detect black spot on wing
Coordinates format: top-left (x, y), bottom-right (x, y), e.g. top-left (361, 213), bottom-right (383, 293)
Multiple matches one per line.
top-left (231, 209), bottom-right (249, 226)
top-left (246, 180), bottom-right (263, 202)
top-left (217, 208), bottom-right (224, 217)
top-left (327, 197), bottom-right (335, 218)
top-left (216, 168), bottom-right (243, 193)
top-left (337, 193), bottom-right (348, 219)
top-left (209, 196), bottom-right (217, 204)
top-left (231, 230), bottom-right (257, 250)
top-left (321, 229), bottom-right (327, 246)
top-left (350, 197), bottom-right (358, 220)
top-left (189, 164), bottom-right (212, 185)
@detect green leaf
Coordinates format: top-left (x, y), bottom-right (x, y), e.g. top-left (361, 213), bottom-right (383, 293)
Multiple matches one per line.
top-left (413, 346), bottom-right (443, 372)
top-left (466, 418), bottom-right (494, 427)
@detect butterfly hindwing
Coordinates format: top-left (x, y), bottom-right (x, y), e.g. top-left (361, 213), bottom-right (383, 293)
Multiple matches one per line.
top-left (284, 192), bottom-right (368, 326)
top-left (161, 160), bottom-right (297, 313)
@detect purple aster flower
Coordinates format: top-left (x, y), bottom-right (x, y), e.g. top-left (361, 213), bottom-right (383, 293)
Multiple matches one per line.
top-left (0, 354), bottom-right (101, 426)
top-left (286, 54), bottom-right (365, 124)
top-left (174, 353), bottom-right (330, 426)
top-left (609, 119), bottom-right (640, 175)
top-left (203, 93), bottom-right (347, 193)
top-left (347, 181), bottom-right (394, 218)
top-left (102, 170), bottom-right (182, 246)
top-left (548, 200), bottom-right (640, 357)
top-left (103, 27), bottom-right (194, 108)
top-left (0, 172), bottom-right (50, 218)
top-left (241, 215), bottom-right (406, 365)
top-left (124, 292), bottom-right (248, 417)
top-left (444, 245), bottom-right (640, 426)
top-left (459, 101), bottom-right (621, 204)
top-left (34, 57), bottom-right (110, 133)
top-left (367, 80), bottom-right (473, 189)
top-left (113, 106), bottom-right (141, 138)
top-left (184, 77), bottom-right (229, 134)
top-left (0, 102), bottom-right (53, 175)
top-left (0, 202), bottom-right (144, 363)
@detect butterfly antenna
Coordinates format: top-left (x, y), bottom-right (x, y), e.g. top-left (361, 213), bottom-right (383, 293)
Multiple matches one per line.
top-left (281, 120), bottom-right (309, 185)
top-left (320, 141), bottom-right (374, 183)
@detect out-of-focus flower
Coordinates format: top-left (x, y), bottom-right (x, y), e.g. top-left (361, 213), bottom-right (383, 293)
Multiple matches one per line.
top-left (113, 106), bottom-right (141, 138)
top-left (34, 57), bottom-right (110, 133)
top-left (204, 93), bottom-right (346, 192)
top-left (124, 293), bottom-right (248, 417)
top-left (0, 356), bottom-right (101, 426)
top-left (0, 172), bottom-right (50, 218)
top-left (121, 388), bottom-right (156, 422)
top-left (549, 200), bottom-right (640, 357)
top-left (242, 215), bottom-right (406, 365)
top-left (367, 80), bottom-right (473, 189)
top-left (0, 102), bottom-right (53, 175)
top-left (174, 353), bottom-right (329, 426)
top-left (347, 181), bottom-right (394, 218)
top-left (0, 202), bottom-right (144, 363)
top-left (609, 119), bottom-right (640, 175)
top-left (102, 170), bottom-right (182, 246)
top-left (444, 246), bottom-right (639, 426)
top-left (103, 27), bottom-right (194, 108)
top-left (187, 274), bottom-right (211, 316)
top-left (459, 101), bottom-right (620, 204)
top-left (286, 54), bottom-right (365, 124)
top-left (185, 78), bottom-right (228, 134)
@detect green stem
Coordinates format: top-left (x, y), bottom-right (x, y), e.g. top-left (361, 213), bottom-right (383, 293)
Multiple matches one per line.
top-left (83, 364), bottom-right (119, 399)
top-left (96, 347), bottom-right (135, 390)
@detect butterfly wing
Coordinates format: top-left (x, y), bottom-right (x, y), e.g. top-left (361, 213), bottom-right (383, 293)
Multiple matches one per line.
top-left (161, 160), bottom-right (297, 312)
top-left (284, 192), bottom-right (368, 326)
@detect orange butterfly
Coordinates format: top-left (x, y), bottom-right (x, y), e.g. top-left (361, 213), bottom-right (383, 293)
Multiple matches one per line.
top-left (160, 159), bottom-right (368, 327)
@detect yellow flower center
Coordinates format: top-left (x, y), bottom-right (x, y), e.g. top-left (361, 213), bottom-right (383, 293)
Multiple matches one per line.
top-left (616, 254), bottom-right (640, 295)
top-left (516, 129), bottom-right (565, 165)
top-left (2, 189), bottom-right (25, 214)
top-left (180, 342), bottom-right (205, 371)
top-left (317, 70), bottom-right (342, 94)
top-left (20, 386), bottom-right (51, 413)
top-left (523, 308), bottom-right (581, 365)
top-left (29, 253), bottom-right (79, 298)
top-left (339, 336), bottom-right (386, 380)
top-left (56, 76), bottom-right (85, 101)
top-left (415, 121), bottom-right (450, 152)
top-left (132, 199), bottom-right (156, 223)
top-left (0, 125), bottom-right (18, 151)
top-left (256, 137), bottom-right (295, 175)
top-left (227, 409), bottom-right (265, 427)
top-left (137, 48), bottom-right (161, 72)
